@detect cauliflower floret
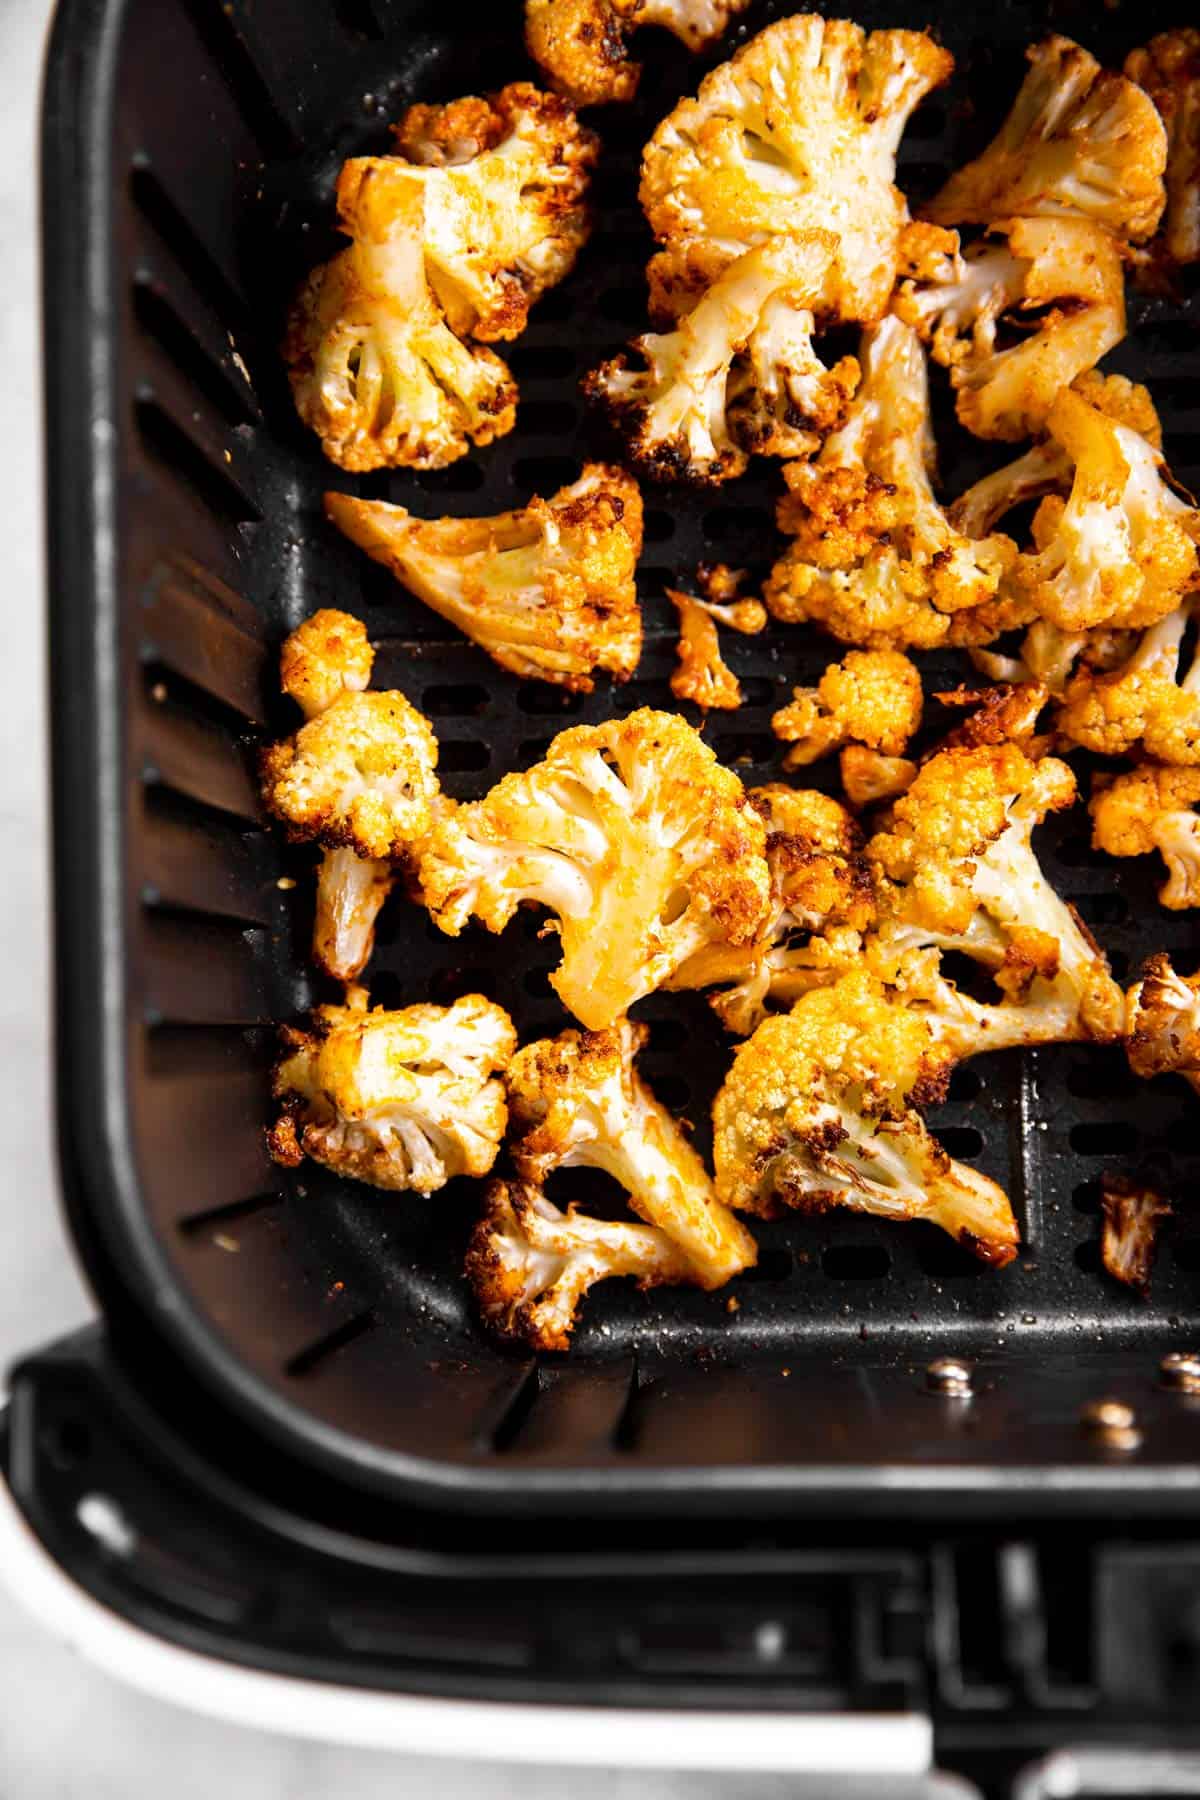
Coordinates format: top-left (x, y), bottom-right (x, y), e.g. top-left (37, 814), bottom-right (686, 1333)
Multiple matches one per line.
top-left (526, 0), bottom-right (750, 108)
top-left (866, 742), bottom-right (1125, 1055)
top-left (839, 747), bottom-right (918, 809)
top-left (667, 584), bottom-right (765, 712)
top-left (1100, 1172), bottom-right (1172, 1294)
top-left (1056, 597), bottom-right (1200, 764)
top-left (1126, 31), bottom-right (1200, 267)
top-left (934, 682), bottom-right (1052, 757)
top-left (771, 649), bottom-right (922, 769)
top-left (268, 987), bottom-right (516, 1193)
top-left (640, 15), bottom-right (953, 323)
top-left (418, 708), bottom-right (770, 1030)
top-left (279, 608), bottom-right (375, 720)
top-left (712, 969), bottom-right (1020, 1265)
top-left (765, 318), bottom-right (1024, 651)
top-left (894, 216), bottom-right (1126, 442)
top-left (261, 688), bottom-right (440, 862)
top-left (311, 847), bottom-right (395, 986)
top-left (925, 35), bottom-right (1166, 244)
top-left (466, 1179), bottom-right (691, 1351)
top-left (325, 465), bottom-right (642, 693)
top-left (583, 235), bottom-right (858, 484)
top-left (1126, 950), bottom-right (1200, 1091)
top-left (1017, 387), bottom-right (1200, 633)
top-left (1090, 764), bottom-right (1200, 909)
top-left (284, 160), bottom-right (517, 472)
top-left (506, 1020), bottom-right (757, 1286)
top-left (668, 785), bottom-right (875, 1035)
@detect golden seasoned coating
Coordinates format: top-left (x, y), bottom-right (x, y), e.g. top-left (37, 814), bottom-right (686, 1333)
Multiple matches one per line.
top-left (668, 784), bottom-right (875, 1035)
top-left (467, 1179), bottom-right (692, 1352)
top-left (418, 708), bottom-right (771, 1031)
top-left (506, 1019), bottom-right (757, 1287)
top-left (526, 0), bottom-right (750, 109)
top-left (1126, 950), bottom-right (1200, 1092)
top-left (284, 160), bottom-right (517, 472)
top-left (1126, 30), bottom-right (1200, 267)
top-left (583, 236), bottom-right (858, 485)
top-left (1090, 764), bottom-right (1200, 909)
top-left (312, 847), bottom-right (395, 985)
top-left (772, 650), bottom-right (923, 769)
top-left (1016, 387), bottom-right (1200, 633)
top-left (1056, 598), bottom-right (1200, 764)
top-left (667, 585), bottom-right (764, 712)
top-left (924, 35), bottom-right (1167, 244)
top-left (640, 15), bottom-right (953, 323)
top-left (326, 465), bottom-right (642, 693)
top-left (765, 318), bottom-right (1025, 651)
top-left (893, 216), bottom-right (1126, 442)
top-left (280, 609), bottom-right (375, 720)
top-left (933, 682), bottom-right (1052, 758)
top-left (839, 746), bottom-right (918, 809)
top-left (268, 987), bottom-right (517, 1193)
top-left (866, 742), bottom-right (1124, 1054)
top-left (261, 688), bottom-right (441, 862)
top-left (1100, 1173), bottom-right (1172, 1294)
top-left (711, 968), bottom-right (1020, 1265)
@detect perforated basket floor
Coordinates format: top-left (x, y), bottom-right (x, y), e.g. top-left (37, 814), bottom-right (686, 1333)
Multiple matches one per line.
top-left (45, 0), bottom-right (1200, 1510)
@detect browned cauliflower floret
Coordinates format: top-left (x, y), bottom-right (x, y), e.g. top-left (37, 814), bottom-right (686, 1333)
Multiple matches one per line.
top-left (268, 987), bottom-right (516, 1193)
top-left (764, 318), bottom-right (1024, 651)
top-left (668, 785), bottom-right (875, 1035)
top-left (866, 742), bottom-right (1125, 1056)
top-left (1056, 597), bottom-right (1200, 764)
top-left (1090, 764), bottom-right (1200, 909)
top-left (284, 160), bottom-right (517, 472)
top-left (1099, 1172), bottom-right (1172, 1294)
top-left (466, 1179), bottom-right (691, 1351)
top-left (933, 682), bottom-right (1053, 758)
top-left (1126, 31), bottom-right (1200, 268)
top-left (771, 649), bottom-right (923, 770)
top-left (506, 1020), bottom-right (757, 1287)
top-left (526, 0), bottom-right (750, 108)
top-left (280, 608), bottom-right (375, 721)
top-left (418, 709), bottom-right (770, 1031)
top-left (712, 968), bottom-right (1020, 1266)
top-left (839, 747), bottom-right (918, 810)
top-left (925, 35), bottom-right (1166, 245)
top-left (1126, 950), bottom-right (1200, 1092)
top-left (667, 584), bottom-right (766, 712)
top-left (583, 236), bottom-right (859, 484)
top-left (893, 216), bottom-right (1126, 442)
top-left (326, 465), bottom-right (642, 693)
top-left (1016, 387), bottom-right (1200, 633)
top-left (640, 15), bottom-right (953, 323)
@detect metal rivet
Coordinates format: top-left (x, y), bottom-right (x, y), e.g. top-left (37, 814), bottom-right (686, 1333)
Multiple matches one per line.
top-left (926, 1357), bottom-right (972, 1397)
top-left (1161, 1352), bottom-right (1200, 1393)
top-left (1080, 1398), bottom-right (1141, 1451)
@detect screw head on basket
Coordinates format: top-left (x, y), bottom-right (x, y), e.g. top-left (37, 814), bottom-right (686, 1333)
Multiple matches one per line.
top-left (1160, 1352), bottom-right (1200, 1393)
top-left (925, 1357), bottom-right (972, 1397)
top-left (1080, 1397), bottom-right (1142, 1450)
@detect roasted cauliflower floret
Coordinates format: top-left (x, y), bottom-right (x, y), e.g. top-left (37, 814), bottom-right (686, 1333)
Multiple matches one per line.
top-left (261, 688), bottom-right (440, 862)
top-left (925, 35), bottom-right (1167, 245)
top-left (326, 465), bottom-right (642, 693)
top-left (382, 83), bottom-right (597, 342)
top-left (712, 969), bottom-right (1020, 1266)
top-left (1017, 387), bottom-right (1200, 632)
top-left (1056, 598), bottom-right (1200, 764)
top-left (418, 708), bottom-right (770, 1031)
top-left (506, 1020), bottom-right (757, 1286)
top-left (772, 649), bottom-right (923, 770)
top-left (1126, 30), bottom-right (1200, 268)
top-left (526, 0), bottom-right (750, 108)
top-left (668, 785), bottom-right (875, 1035)
top-left (280, 608), bottom-right (375, 720)
top-left (1090, 764), bottom-right (1200, 909)
top-left (866, 742), bottom-right (1125, 1055)
top-left (583, 235), bottom-right (858, 484)
top-left (284, 160), bottom-right (517, 472)
top-left (1126, 950), bottom-right (1200, 1091)
top-left (840, 747), bottom-right (918, 809)
top-left (893, 216), bottom-right (1126, 442)
top-left (1100, 1172), bottom-right (1172, 1295)
top-left (640, 15), bottom-right (953, 323)
top-left (765, 318), bottom-right (1024, 651)
top-left (268, 987), bottom-right (516, 1193)
top-left (667, 584), bottom-right (765, 712)
top-left (467, 1179), bottom-right (691, 1351)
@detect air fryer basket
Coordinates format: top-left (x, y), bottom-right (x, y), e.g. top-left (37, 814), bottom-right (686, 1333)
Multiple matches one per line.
top-left (39, 0), bottom-right (1200, 1516)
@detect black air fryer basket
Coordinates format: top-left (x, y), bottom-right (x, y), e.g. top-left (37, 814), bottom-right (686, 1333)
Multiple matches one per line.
top-left (12, 0), bottom-right (1200, 1786)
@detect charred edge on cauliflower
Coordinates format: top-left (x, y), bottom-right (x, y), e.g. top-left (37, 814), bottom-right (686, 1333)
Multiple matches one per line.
top-left (1100, 1171), bottom-right (1172, 1294)
top-left (525, 0), bottom-right (751, 109)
